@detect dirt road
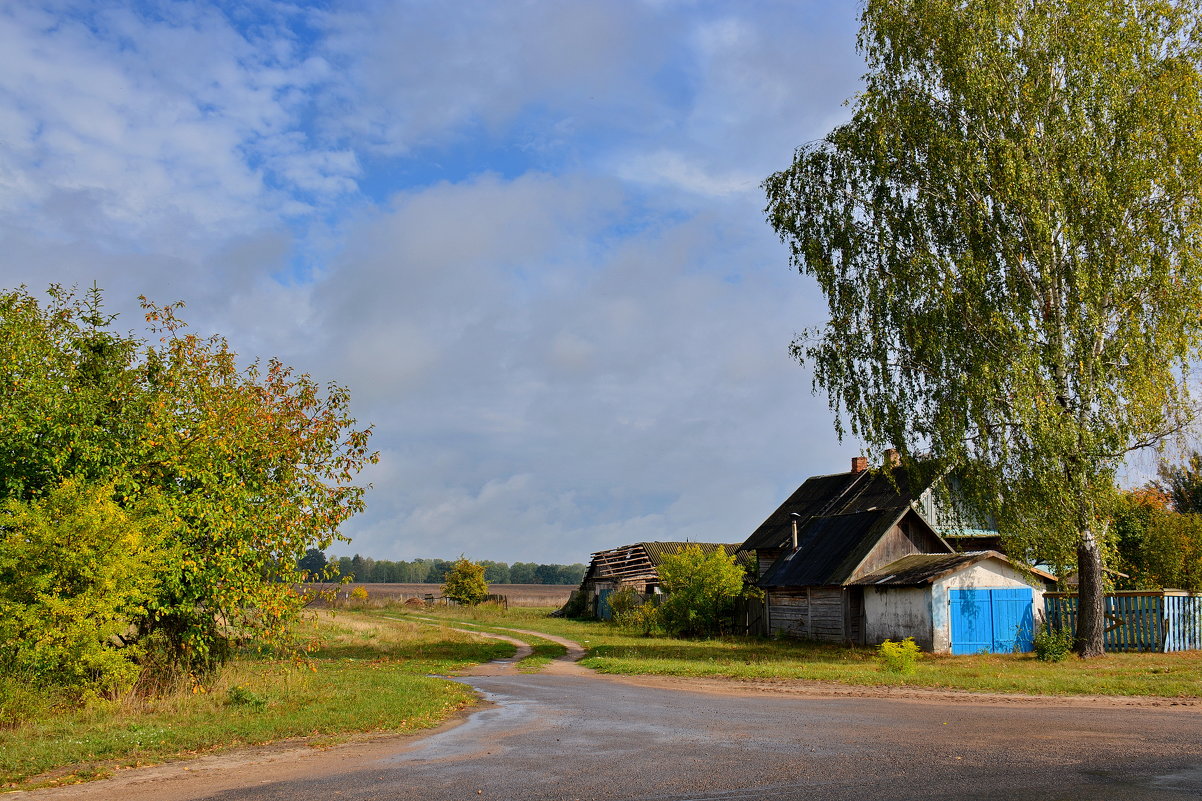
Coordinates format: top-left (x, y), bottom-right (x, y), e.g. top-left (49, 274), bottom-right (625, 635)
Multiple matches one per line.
top-left (18, 627), bottom-right (1202, 801)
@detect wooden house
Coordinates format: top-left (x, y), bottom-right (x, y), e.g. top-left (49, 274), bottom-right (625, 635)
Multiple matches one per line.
top-left (578, 541), bottom-right (744, 620)
top-left (741, 457), bottom-right (1053, 652)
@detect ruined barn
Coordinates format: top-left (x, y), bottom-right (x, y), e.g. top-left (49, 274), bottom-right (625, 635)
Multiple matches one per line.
top-left (577, 541), bottom-right (744, 620)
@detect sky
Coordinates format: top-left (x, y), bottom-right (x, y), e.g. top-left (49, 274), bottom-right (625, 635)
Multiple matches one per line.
top-left (0, 0), bottom-right (871, 565)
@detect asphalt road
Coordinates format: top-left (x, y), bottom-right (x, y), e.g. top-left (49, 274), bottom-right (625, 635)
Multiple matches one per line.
top-left (25, 643), bottom-right (1202, 801)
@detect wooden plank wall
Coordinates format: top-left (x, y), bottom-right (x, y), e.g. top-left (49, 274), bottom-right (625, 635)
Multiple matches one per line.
top-left (810, 587), bottom-right (845, 640)
top-left (850, 521), bottom-right (932, 582)
top-left (767, 587), bottom-right (850, 642)
top-left (758, 549), bottom-right (783, 579)
top-left (767, 588), bottom-right (809, 637)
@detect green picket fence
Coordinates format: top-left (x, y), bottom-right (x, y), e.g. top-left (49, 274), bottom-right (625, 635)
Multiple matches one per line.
top-left (1044, 591), bottom-right (1202, 652)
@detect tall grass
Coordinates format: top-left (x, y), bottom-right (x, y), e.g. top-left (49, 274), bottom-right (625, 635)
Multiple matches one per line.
top-left (0, 611), bottom-right (512, 790)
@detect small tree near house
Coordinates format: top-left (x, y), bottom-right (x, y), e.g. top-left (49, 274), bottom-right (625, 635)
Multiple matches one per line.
top-left (656, 544), bottom-right (748, 637)
top-left (442, 557), bottom-right (489, 605)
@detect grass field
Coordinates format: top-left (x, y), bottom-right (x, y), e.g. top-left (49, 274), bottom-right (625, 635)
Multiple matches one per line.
top-left (0, 612), bottom-right (512, 791)
top-left (398, 605), bottom-right (1202, 698)
top-left (308, 583), bottom-right (575, 607)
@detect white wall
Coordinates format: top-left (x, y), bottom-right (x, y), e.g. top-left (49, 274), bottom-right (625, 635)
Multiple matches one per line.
top-left (862, 586), bottom-right (934, 651)
top-left (861, 558), bottom-right (1047, 654)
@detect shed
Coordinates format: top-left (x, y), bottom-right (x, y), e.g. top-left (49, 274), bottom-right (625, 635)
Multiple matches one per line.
top-left (850, 551), bottom-right (1056, 653)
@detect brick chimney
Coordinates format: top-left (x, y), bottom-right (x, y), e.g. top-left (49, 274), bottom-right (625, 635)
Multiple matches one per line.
top-left (851, 456), bottom-right (868, 473)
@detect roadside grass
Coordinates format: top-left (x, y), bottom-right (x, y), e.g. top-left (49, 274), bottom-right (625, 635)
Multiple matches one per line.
top-left (397, 605), bottom-right (1202, 698)
top-left (392, 609), bottom-right (568, 672)
top-left (0, 611), bottom-right (512, 791)
top-left (516, 643), bottom-right (570, 673)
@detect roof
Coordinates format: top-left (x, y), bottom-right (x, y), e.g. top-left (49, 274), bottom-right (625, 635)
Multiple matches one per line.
top-left (758, 507), bottom-right (917, 587)
top-left (848, 551), bottom-right (1058, 586)
top-left (587, 541), bottom-right (744, 583)
top-left (741, 467), bottom-right (924, 552)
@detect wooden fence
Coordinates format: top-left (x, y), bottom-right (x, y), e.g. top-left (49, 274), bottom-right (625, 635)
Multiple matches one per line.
top-left (1044, 591), bottom-right (1202, 652)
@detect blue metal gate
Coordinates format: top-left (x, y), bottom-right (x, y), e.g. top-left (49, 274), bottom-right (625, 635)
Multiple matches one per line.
top-left (950, 588), bottom-right (1035, 654)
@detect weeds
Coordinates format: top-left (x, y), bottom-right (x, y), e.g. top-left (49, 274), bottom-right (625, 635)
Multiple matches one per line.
top-left (877, 638), bottom-right (921, 675)
top-left (1034, 623), bottom-right (1076, 662)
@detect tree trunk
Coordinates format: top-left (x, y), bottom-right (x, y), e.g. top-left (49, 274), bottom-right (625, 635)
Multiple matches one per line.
top-left (1075, 528), bottom-right (1106, 658)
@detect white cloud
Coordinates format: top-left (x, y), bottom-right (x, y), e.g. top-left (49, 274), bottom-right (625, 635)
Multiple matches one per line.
top-left (0, 1), bottom-right (866, 565)
top-left (316, 0), bottom-right (672, 154)
top-left (299, 170), bottom-right (847, 563)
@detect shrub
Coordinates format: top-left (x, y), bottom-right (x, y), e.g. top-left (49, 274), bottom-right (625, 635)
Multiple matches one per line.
top-left (606, 587), bottom-right (642, 621)
top-left (225, 685), bottom-right (267, 710)
top-left (623, 601), bottom-right (661, 636)
top-left (559, 590), bottom-right (589, 619)
top-left (656, 545), bottom-right (748, 637)
top-left (0, 481), bottom-right (164, 705)
top-left (348, 586), bottom-right (370, 604)
top-left (877, 637), bottom-right (921, 674)
top-left (1034, 622), bottom-right (1075, 662)
top-left (608, 588), bottom-right (660, 635)
top-left (442, 557), bottom-right (489, 605)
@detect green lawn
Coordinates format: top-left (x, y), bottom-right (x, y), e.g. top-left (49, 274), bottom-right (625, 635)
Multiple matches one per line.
top-left (396, 605), bottom-right (1202, 698)
top-left (0, 611), bottom-right (512, 791)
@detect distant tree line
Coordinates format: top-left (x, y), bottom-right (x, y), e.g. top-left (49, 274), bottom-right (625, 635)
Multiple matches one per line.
top-left (298, 550), bottom-right (586, 585)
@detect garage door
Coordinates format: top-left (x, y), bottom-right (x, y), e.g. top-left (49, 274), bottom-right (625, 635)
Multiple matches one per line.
top-left (950, 588), bottom-right (1034, 654)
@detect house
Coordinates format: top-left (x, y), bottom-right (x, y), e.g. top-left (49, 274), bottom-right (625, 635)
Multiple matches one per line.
top-left (577, 541), bottom-right (744, 620)
top-left (741, 457), bottom-right (1054, 652)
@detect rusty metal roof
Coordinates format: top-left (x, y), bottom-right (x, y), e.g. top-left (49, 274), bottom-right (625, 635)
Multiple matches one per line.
top-left (848, 551), bottom-right (1056, 586)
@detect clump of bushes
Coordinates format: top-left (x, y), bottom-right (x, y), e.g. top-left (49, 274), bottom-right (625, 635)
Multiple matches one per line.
top-left (441, 557), bottom-right (489, 605)
top-left (1034, 622), bottom-right (1075, 662)
top-left (877, 637), bottom-right (921, 674)
top-left (608, 587), bottom-right (660, 636)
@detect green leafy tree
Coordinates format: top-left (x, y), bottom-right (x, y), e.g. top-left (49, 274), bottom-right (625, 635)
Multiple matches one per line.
top-left (442, 557), bottom-right (489, 605)
top-left (1139, 510), bottom-right (1202, 590)
top-left (135, 299), bottom-right (376, 669)
top-left (656, 545), bottom-right (747, 637)
top-left (0, 285), bottom-right (376, 676)
top-left (765, 0), bottom-right (1202, 657)
top-left (298, 548), bottom-right (329, 579)
top-left (509, 562), bottom-right (537, 584)
top-left (480, 560), bottom-right (511, 583)
top-left (0, 481), bottom-right (164, 702)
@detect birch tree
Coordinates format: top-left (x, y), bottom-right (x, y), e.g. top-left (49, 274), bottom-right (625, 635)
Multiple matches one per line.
top-left (765, 0), bottom-right (1202, 656)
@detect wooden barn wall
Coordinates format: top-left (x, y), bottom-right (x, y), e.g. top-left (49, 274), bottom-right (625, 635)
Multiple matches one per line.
top-left (758, 549), bottom-right (782, 579)
top-left (849, 520), bottom-right (933, 582)
top-left (767, 587), bottom-right (853, 642)
top-left (810, 587), bottom-right (845, 640)
top-left (767, 588), bottom-right (809, 637)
